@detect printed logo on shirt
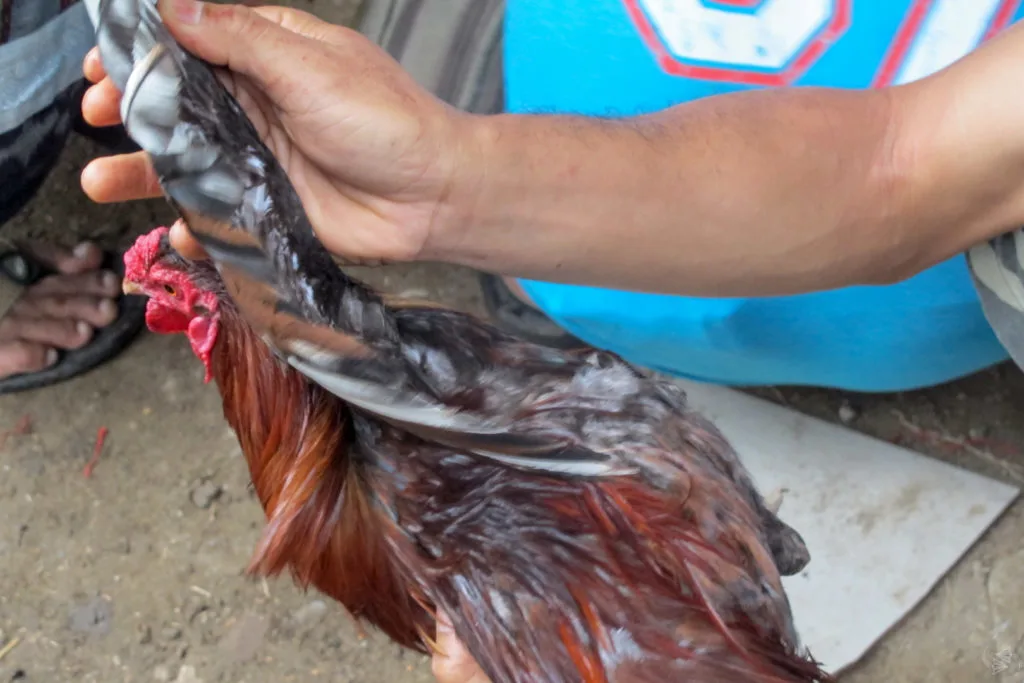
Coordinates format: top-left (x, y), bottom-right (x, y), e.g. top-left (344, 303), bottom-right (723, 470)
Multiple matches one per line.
top-left (873, 0), bottom-right (1019, 86)
top-left (622, 0), bottom-right (1019, 86)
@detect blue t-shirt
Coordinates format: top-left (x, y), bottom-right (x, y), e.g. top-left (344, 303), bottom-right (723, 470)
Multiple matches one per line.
top-left (504, 0), bottom-right (1024, 391)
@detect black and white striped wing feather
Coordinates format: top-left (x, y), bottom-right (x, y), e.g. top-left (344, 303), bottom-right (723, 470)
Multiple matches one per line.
top-left (85, 0), bottom-right (628, 479)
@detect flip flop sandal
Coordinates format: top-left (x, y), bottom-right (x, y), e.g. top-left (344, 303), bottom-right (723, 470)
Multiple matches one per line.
top-left (0, 248), bottom-right (147, 395)
top-left (0, 249), bottom-right (48, 286)
top-left (478, 273), bottom-right (590, 350)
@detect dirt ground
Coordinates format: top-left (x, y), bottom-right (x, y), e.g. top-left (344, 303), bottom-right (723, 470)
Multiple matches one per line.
top-left (4, 3), bottom-right (1024, 682)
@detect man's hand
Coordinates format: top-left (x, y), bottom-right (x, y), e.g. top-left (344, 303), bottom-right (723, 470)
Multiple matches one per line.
top-left (81, 0), bottom-right (472, 265)
top-left (82, 1), bottom-right (1024, 300)
top-left (433, 613), bottom-right (491, 683)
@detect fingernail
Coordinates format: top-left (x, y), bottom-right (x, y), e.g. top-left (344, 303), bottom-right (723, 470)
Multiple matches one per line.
top-left (45, 348), bottom-right (59, 367)
top-left (101, 271), bottom-right (120, 291)
top-left (98, 299), bottom-right (117, 320)
top-left (73, 242), bottom-right (94, 259)
top-left (169, 0), bottom-right (204, 25)
top-left (77, 321), bottom-right (92, 338)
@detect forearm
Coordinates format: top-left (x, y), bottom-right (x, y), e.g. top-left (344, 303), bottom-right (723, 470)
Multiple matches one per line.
top-left (430, 30), bottom-right (1024, 297)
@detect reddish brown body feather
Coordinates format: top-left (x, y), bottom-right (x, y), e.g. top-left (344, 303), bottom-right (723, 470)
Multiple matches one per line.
top-left (211, 308), bottom-right (434, 649)
top-left (207, 308), bottom-right (830, 683)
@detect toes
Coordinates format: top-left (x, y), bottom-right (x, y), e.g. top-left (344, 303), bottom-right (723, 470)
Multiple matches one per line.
top-left (30, 270), bottom-right (122, 298)
top-left (0, 275), bottom-right (121, 358)
top-left (95, 298), bottom-right (119, 327)
top-left (0, 341), bottom-right (59, 379)
top-left (16, 240), bottom-right (104, 275)
top-left (0, 266), bottom-right (122, 366)
top-left (0, 315), bottom-right (94, 351)
top-left (56, 242), bottom-right (105, 274)
top-left (10, 294), bottom-right (118, 329)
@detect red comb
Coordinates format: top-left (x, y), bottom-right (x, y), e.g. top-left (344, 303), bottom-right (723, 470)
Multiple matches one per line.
top-left (124, 226), bottom-right (172, 283)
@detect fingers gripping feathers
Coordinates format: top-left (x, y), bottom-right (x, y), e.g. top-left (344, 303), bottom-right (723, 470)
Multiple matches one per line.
top-left (88, 0), bottom-right (341, 352)
top-left (122, 44), bottom-right (185, 152)
top-left (88, 1), bottom-right (245, 220)
top-left (88, 0), bottom-right (359, 325)
top-left (88, 1), bottom-right (640, 480)
top-left (83, 0), bottom-right (152, 90)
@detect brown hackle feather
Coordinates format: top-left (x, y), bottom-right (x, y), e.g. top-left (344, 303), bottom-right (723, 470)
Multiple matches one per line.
top-left (209, 305), bottom-right (435, 652)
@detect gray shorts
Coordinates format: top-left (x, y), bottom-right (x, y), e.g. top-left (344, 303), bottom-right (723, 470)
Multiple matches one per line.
top-left (968, 233), bottom-right (1024, 370)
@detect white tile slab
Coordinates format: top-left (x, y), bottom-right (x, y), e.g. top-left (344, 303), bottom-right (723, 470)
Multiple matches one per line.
top-left (674, 379), bottom-right (1019, 674)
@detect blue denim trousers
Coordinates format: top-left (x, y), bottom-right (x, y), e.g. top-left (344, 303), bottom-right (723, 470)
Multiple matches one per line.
top-left (0, 0), bottom-right (95, 226)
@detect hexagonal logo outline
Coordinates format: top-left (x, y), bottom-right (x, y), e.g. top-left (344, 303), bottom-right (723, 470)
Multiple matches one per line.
top-left (620, 0), bottom-right (852, 86)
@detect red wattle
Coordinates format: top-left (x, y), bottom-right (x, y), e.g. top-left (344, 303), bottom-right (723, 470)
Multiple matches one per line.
top-left (187, 316), bottom-right (220, 383)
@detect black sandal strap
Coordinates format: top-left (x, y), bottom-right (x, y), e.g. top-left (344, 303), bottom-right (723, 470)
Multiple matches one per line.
top-left (0, 249), bottom-right (146, 395)
top-left (0, 249), bottom-right (52, 286)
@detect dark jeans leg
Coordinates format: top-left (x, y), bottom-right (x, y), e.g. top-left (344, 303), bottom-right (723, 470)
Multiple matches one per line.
top-left (0, 80), bottom-right (85, 228)
top-left (0, 78), bottom-right (137, 230)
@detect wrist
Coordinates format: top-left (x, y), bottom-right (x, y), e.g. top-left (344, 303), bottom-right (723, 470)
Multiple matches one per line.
top-left (419, 110), bottom-right (635, 276)
top-left (419, 111), bottom-right (499, 265)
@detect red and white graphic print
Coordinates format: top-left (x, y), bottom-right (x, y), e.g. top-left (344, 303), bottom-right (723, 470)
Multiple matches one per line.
top-left (874, 0), bottom-right (1019, 86)
top-left (622, 0), bottom-right (851, 86)
top-left (623, 0), bottom-right (1020, 87)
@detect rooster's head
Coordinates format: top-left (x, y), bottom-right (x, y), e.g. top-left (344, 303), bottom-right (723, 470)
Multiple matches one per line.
top-left (123, 226), bottom-right (224, 381)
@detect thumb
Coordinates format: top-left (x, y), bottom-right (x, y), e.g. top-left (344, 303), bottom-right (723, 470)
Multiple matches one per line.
top-left (156, 0), bottom-right (323, 96)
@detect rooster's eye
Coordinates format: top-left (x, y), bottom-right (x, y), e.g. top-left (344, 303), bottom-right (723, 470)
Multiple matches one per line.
top-left (163, 284), bottom-right (178, 296)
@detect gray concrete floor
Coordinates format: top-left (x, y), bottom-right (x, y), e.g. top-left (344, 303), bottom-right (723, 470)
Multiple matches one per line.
top-left (3, 3), bottom-right (1024, 681)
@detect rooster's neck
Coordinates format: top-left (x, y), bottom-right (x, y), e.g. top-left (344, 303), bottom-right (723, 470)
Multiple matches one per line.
top-left (206, 311), bottom-right (434, 651)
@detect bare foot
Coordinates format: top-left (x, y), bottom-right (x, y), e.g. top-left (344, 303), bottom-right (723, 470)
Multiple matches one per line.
top-left (0, 242), bottom-right (121, 379)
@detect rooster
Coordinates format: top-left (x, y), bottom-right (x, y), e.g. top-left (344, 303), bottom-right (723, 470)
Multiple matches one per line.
top-left (89, 1), bottom-right (831, 681)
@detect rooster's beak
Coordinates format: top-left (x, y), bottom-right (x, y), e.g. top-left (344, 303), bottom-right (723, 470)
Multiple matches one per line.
top-left (123, 280), bottom-right (143, 296)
